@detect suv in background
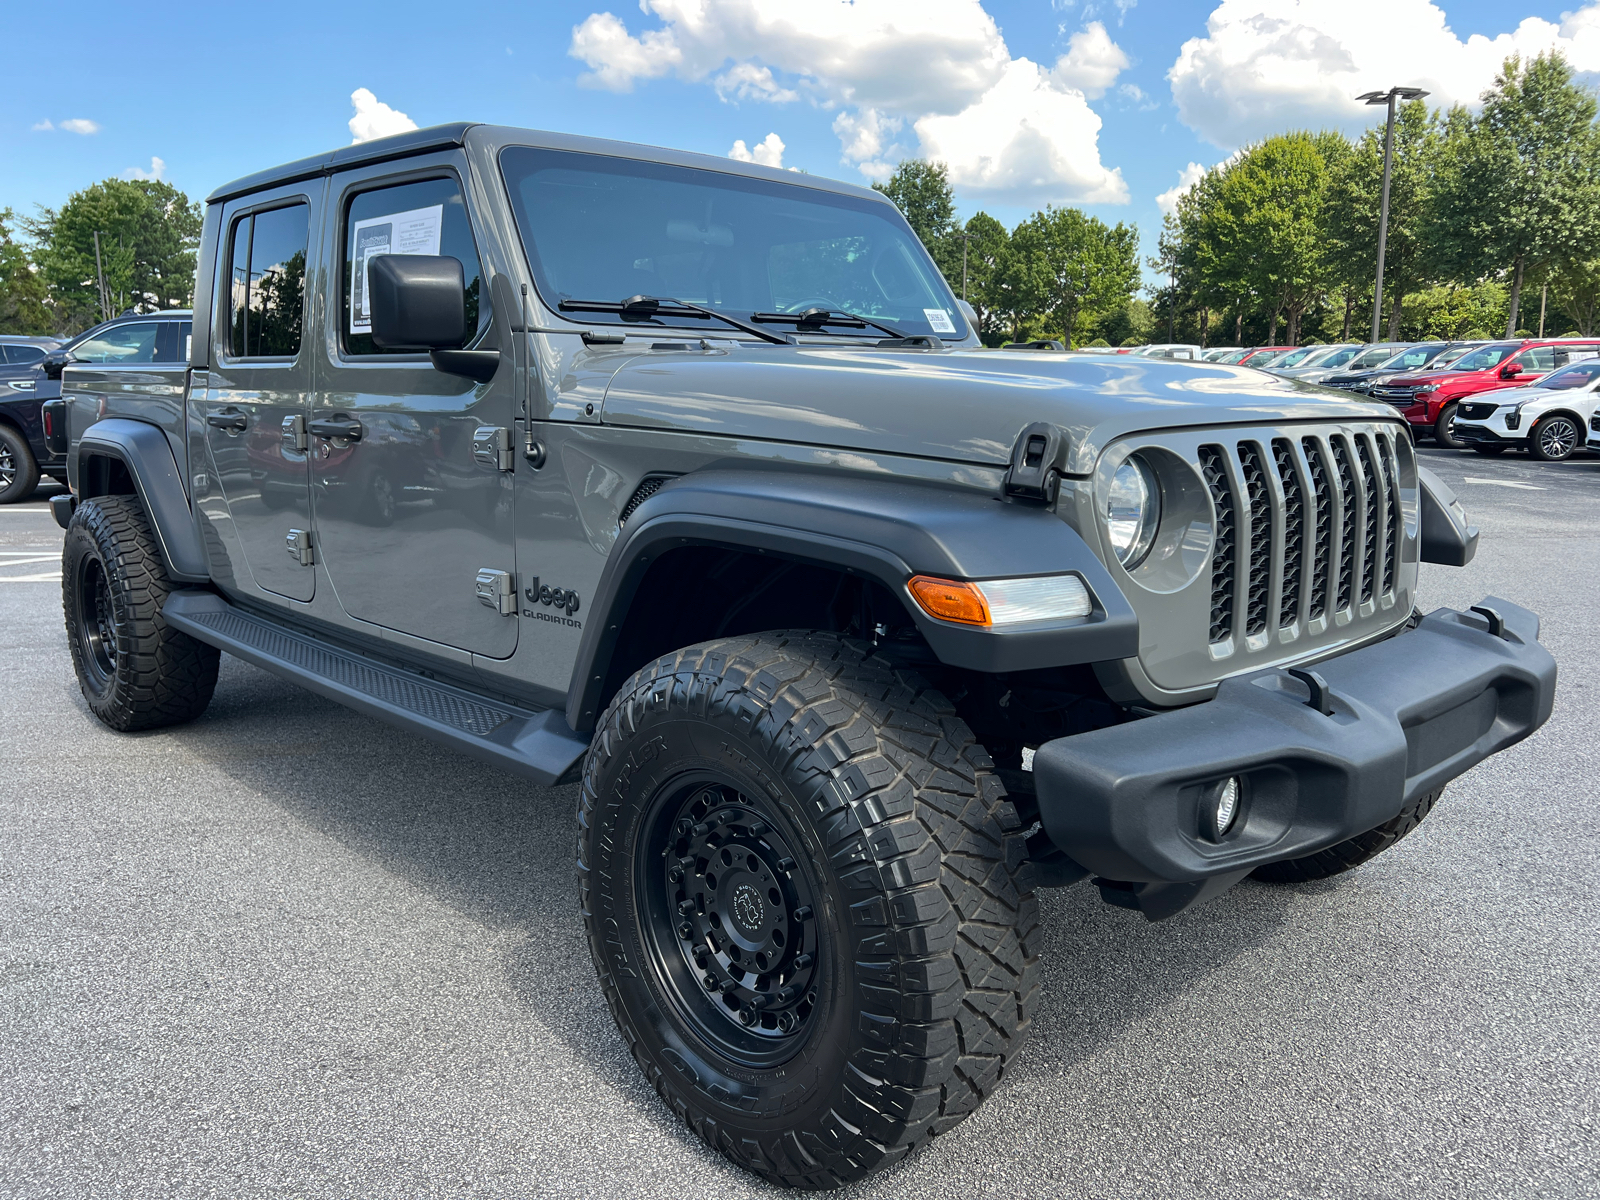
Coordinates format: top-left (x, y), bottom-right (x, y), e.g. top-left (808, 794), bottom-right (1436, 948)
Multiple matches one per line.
top-left (1, 312), bottom-right (191, 503)
top-left (1321, 341), bottom-right (1481, 394)
top-left (1452, 357), bottom-right (1600, 460)
top-left (1265, 343), bottom-right (1363, 379)
top-left (1377, 339), bottom-right (1600, 447)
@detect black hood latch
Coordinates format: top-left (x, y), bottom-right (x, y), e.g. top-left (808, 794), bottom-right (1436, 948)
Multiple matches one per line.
top-left (1003, 422), bottom-right (1070, 505)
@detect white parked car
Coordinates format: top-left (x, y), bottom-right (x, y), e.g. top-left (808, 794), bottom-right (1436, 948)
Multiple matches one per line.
top-left (1267, 343), bottom-right (1365, 379)
top-left (1452, 358), bottom-right (1600, 460)
top-left (1135, 343), bottom-right (1205, 360)
top-left (1201, 346), bottom-right (1242, 361)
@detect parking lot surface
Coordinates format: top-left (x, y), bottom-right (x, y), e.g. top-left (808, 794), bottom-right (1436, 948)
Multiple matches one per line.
top-left (3, 450), bottom-right (1597, 1200)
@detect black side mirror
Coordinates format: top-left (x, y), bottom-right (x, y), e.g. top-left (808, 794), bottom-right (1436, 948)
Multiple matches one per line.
top-left (42, 353), bottom-right (73, 381)
top-left (369, 255), bottom-right (467, 351)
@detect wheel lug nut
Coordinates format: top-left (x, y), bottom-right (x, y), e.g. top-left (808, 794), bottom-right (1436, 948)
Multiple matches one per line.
top-left (792, 953), bottom-right (813, 971)
top-left (703, 973), bottom-right (718, 990)
top-left (777, 857), bottom-right (796, 872)
top-left (668, 865), bottom-right (684, 883)
top-left (720, 979), bottom-right (739, 995)
top-left (778, 1012), bottom-right (795, 1032)
top-left (677, 922), bottom-right (694, 939)
top-left (692, 822), bottom-right (711, 837)
top-left (793, 905), bottom-right (813, 922)
top-left (749, 822), bottom-right (768, 837)
top-left (677, 899), bottom-right (696, 916)
top-left (739, 1006), bottom-right (757, 1025)
top-left (675, 818), bottom-right (692, 836)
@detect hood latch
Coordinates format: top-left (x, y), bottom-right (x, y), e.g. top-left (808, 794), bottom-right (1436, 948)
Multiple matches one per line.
top-left (1004, 422), bottom-right (1069, 505)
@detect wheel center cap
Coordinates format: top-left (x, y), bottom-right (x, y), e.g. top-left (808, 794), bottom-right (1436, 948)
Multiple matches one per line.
top-left (731, 882), bottom-right (764, 934)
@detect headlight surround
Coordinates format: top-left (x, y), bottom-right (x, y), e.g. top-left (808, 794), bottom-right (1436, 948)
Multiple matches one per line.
top-left (1105, 456), bottom-right (1160, 569)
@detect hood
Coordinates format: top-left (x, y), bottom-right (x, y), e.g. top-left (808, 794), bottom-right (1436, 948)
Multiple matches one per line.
top-left (598, 345), bottom-right (1400, 475)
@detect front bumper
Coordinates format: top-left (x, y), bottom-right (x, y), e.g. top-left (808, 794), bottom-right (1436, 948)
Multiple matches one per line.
top-left (1452, 422), bottom-right (1525, 449)
top-left (1032, 598), bottom-right (1556, 920)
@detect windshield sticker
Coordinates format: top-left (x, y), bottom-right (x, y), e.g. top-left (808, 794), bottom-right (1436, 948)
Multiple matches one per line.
top-left (349, 205), bottom-right (443, 334)
top-left (924, 308), bottom-right (956, 335)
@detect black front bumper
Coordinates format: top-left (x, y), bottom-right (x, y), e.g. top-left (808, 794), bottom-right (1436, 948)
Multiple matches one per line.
top-left (1033, 598), bottom-right (1556, 919)
top-left (1452, 423), bottom-right (1523, 448)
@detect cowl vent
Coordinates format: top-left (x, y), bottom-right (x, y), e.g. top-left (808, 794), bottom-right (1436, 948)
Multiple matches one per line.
top-left (619, 474), bottom-right (681, 526)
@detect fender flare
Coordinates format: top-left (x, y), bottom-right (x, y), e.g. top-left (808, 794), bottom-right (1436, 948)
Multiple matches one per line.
top-left (76, 418), bottom-right (209, 582)
top-left (1417, 465), bottom-right (1479, 568)
top-left (566, 468), bottom-right (1138, 731)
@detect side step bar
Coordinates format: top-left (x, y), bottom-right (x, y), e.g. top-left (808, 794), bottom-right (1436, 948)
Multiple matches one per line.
top-left (163, 589), bottom-right (591, 787)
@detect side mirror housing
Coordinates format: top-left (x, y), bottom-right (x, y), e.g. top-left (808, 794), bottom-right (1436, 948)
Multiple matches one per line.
top-left (1500, 361), bottom-right (1523, 378)
top-left (369, 255), bottom-right (467, 351)
top-left (42, 353), bottom-right (73, 381)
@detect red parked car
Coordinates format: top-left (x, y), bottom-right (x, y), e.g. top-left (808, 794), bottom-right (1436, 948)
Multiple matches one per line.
top-left (1215, 345), bottom-right (1296, 366)
top-left (1372, 338), bottom-right (1600, 447)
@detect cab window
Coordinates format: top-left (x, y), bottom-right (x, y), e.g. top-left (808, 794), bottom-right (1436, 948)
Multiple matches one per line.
top-left (226, 203), bottom-right (310, 359)
top-left (1551, 344), bottom-right (1600, 368)
top-left (73, 322), bottom-right (161, 363)
top-left (341, 176), bottom-right (487, 356)
top-left (1513, 347), bottom-right (1556, 371)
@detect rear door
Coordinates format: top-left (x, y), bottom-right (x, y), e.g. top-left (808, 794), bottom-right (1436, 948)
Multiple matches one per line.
top-left (201, 186), bottom-right (318, 603)
top-left (310, 158), bottom-right (516, 658)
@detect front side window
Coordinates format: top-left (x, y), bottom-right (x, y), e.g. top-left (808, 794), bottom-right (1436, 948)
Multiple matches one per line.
top-left (1348, 346), bottom-right (1399, 369)
top-left (74, 322), bottom-right (161, 363)
top-left (1320, 348), bottom-right (1359, 367)
top-left (1514, 347), bottom-right (1557, 371)
top-left (1387, 347), bottom-right (1439, 369)
top-left (227, 203), bottom-right (309, 358)
top-left (499, 146), bottom-right (968, 341)
top-left (1450, 343), bottom-right (1517, 371)
top-left (342, 176), bottom-right (486, 356)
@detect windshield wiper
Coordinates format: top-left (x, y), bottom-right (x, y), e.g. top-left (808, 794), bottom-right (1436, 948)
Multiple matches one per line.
top-left (557, 295), bottom-right (793, 345)
top-left (750, 307), bottom-right (908, 339)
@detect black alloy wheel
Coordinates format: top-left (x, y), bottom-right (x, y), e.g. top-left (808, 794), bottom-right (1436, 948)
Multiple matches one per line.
top-left (74, 552), bottom-right (119, 692)
top-left (1530, 414), bottom-right (1580, 462)
top-left (0, 424), bottom-right (40, 504)
top-left (640, 775), bottom-right (823, 1062)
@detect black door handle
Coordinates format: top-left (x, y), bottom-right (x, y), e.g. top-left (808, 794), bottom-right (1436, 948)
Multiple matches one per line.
top-left (308, 415), bottom-right (363, 441)
top-left (207, 408), bottom-right (247, 432)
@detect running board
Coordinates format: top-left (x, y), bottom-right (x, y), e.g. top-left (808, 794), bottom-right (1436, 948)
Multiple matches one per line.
top-left (163, 589), bottom-right (590, 786)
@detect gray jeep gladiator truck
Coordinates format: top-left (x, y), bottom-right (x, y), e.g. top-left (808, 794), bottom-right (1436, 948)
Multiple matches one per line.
top-left (50, 123), bottom-right (1556, 1189)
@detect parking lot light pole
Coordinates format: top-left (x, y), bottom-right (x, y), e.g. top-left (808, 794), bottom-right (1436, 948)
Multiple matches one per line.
top-left (1357, 86), bottom-right (1429, 342)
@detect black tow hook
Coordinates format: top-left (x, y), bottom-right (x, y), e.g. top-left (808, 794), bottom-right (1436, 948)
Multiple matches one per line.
top-left (1286, 667), bottom-right (1335, 716)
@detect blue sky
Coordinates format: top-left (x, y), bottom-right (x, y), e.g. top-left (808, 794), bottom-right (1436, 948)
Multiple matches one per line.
top-left (4, 0), bottom-right (1594, 280)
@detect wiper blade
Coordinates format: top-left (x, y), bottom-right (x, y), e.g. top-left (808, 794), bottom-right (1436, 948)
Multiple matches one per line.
top-left (557, 295), bottom-right (793, 345)
top-left (751, 307), bottom-right (908, 339)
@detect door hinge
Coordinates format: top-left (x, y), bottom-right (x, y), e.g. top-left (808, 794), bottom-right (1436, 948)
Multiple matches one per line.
top-left (281, 413), bottom-right (307, 452)
top-left (472, 425), bottom-right (514, 471)
top-left (285, 528), bottom-right (314, 566)
top-left (475, 567), bottom-right (516, 615)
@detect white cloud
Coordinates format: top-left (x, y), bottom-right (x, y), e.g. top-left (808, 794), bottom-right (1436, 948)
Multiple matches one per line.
top-left (569, 0), bottom-right (1128, 204)
top-left (58, 118), bottom-right (101, 135)
top-left (348, 88), bottom-right (418, 144)
top-left (1155, 162), bottom-right (1207, 214)
top-left (1170, 0), bottom-right (1600, 149)
top-left (1050, 21), bottom-right (1130, 98)
top-left (32, 119), bottom-right (53, 132)
top-left (729, 132), bottom-right (787, 167)
top-left (121, 157), bottom-right (167, 182)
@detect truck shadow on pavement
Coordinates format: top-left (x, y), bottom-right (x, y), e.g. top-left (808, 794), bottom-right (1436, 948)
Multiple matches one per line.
top-left (177, 657), bottom-right (1303, 1190)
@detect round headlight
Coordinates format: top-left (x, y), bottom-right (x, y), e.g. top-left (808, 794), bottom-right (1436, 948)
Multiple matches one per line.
top-left (1106, 457), bottom-right (1160, 569)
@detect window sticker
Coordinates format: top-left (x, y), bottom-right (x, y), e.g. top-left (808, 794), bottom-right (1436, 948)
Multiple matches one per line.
top-left (349, 204), bottom-right (443, 334)
top-left (924, 308), bottom-right (957, 335)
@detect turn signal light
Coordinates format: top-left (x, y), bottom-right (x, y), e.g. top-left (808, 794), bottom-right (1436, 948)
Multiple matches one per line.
top-left (908, 576), bottom-right (990, 625)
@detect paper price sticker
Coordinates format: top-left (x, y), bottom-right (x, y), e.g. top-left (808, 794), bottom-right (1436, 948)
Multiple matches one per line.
top-left (924, 308), bottom-right (957, 335)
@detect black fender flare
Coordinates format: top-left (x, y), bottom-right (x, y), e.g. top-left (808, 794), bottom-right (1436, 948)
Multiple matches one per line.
top-left (1417, 465), bottom-right (1479, 567)
top-left (566, 469), bottom-right (1138, 731)
top-left (76, 418), bottom-right (209, 582)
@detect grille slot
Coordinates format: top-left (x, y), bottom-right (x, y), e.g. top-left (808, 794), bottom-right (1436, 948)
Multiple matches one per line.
top-left (1355, 436), bottom-right (1382, 605)
top-left (1237, 442), bottom-right (1273, 637)
top-left (1329, 437), bottom-right (1359, 613)
top-left (1378, 434), bottom-right (1401, 597)
top-left (1301, 437), bottom-right (1333, 620)
top-left (1273, 439), bottom-right (1304, 627)
top-left (1199, 445), bottom-right (1236, 644)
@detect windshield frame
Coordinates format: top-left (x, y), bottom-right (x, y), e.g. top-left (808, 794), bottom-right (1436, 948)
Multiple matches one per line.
top-left (497, 145), bottom-right (971, 343)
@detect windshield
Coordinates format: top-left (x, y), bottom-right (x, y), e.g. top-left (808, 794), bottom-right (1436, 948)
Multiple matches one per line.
top-left (1313, 347), bottom-right (1359, 368)
top-left (499, 147), bottom-right (968, 340)
top-left (1377, 344), bottom-right (1443, 371)
top-left (1273, 347), bottom-right (1318, 367)
top-left (1217, 349), bottom-right (1252, 364)
top-left (1535, 360), bottom-right (1600, 390)
top-left (1347, 345), bottom-right (1402, 369)
top-left (1449, 343), bottom-right (1518, 371)
top-left (1434, 344), bottom-right (1476, 366)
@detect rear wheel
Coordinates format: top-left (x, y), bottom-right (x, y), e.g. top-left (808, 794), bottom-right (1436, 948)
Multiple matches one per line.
top-left (0, 425), bottom-right (40, 504)
top-left (1433, 403), bottom-right (1465, 449)
top-left (580, 631), bottom-right (1038, 1188)
top-left (1251, 787), bottom-right (1444, 883)
top-left (1529, 414), bottom-right (1581, 462)
top-left (62, 495), bottom-right (220, 731)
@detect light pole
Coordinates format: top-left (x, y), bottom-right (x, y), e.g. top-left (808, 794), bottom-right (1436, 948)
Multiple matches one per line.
top-left (1357, 86), bottom-right (1429, 342)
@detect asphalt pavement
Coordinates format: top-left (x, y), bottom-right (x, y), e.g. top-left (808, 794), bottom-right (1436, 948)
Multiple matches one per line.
top-left (2, 449), bottom-right (1597, 1200)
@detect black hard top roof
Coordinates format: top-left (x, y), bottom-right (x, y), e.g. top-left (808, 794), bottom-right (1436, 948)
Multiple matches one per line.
top-left (207, 123), bottom-right (478, 205)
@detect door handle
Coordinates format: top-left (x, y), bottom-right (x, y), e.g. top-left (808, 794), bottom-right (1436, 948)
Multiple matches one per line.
top-left (308, 415), bottom-right (363, 441)
top-left (207, 408), bottom-right (247, 432)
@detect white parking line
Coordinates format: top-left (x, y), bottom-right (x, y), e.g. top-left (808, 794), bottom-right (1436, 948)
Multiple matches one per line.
top-left (1461, 477), bottom-right (1546, 491)
top-left (0, 573), bottom-right (61, 582)
top-left (0, 555), bottom-right (59, 566)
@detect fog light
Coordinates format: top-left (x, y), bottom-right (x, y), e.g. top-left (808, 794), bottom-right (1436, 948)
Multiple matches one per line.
top-left (1203, 777), bottom-right (1241, 841)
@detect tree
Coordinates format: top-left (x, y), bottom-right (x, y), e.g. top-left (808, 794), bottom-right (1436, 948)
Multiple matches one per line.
top-left (959, 212), bottom-right (1013, 343)
top-left (872, 160), bottom-right (962, 283)
top-left (1327, 101), bottom-right (1437, 339)
top-left (24, 178), bottom-right (201, 331)
top-left (1545, 256), bottom-right (1600, 335)
top-left (0, 208), bottom-right (51, 335)
top-left (1011, 206), bottom-right (1139, 348)
top-left (1429, 53), bottom-right (1600, 335)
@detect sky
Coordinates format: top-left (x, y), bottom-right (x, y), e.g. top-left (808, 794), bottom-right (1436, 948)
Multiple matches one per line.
top-left (4, 0), bottom-right (1598, 284)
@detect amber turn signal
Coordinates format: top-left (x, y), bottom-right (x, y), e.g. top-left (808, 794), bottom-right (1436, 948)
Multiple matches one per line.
top-left (907, 576), bottom-right (991, 626)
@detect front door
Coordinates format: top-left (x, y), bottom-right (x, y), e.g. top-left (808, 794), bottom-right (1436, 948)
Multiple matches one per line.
top-left (311, 164), bottom-right (516, 658)
top-left (202, 190), bottom-right (317, 603)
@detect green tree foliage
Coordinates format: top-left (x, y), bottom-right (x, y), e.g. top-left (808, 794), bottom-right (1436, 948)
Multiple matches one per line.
top-left (1543, 256), bottom-right (1600, 335)
top-left (1327, 100), bottom-right (1438, 338)
top-left (0, 208), bottom-right (51, 335)
top-left (1429, 53), bottom-right (1600, 335)
top-left (24, 178), bottom-right (201, 331)
top-left (1011, 206), bottom-right (1139, 348)
top-left (959, 212), bottom-right (1014, 343)
top-left (1397, 282), bottom-right (1509, 340)
top-left (872, 160), bottom-right (963, 282)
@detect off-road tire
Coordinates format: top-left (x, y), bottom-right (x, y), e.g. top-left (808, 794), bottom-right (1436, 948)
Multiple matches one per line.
top-left (1250, 787), bottom-right (1444, 883)
top-left (62, 495), bottom-right (220, 731)
top-left (1433, 403), bottom-right (1466, 449)
top-left (1529, 414), bottom-right (1581, 462)
top-left (0, 424), bottom-right (40, 504)
top-left (578, 631), bottom-right (1039, 1189)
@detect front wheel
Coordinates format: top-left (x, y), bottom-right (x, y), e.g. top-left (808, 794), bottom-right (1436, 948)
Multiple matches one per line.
top-left (0, 424), bottom-right (40, 504)
top-left (1529, 414), bottom-right (1581, 462)
top-left (1251, 787), bottom-right (1444, 883)
top-left (1433, 403), bottom-right (1466, 449)
top-left (579, 632), bottom-right (1039, 1189)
